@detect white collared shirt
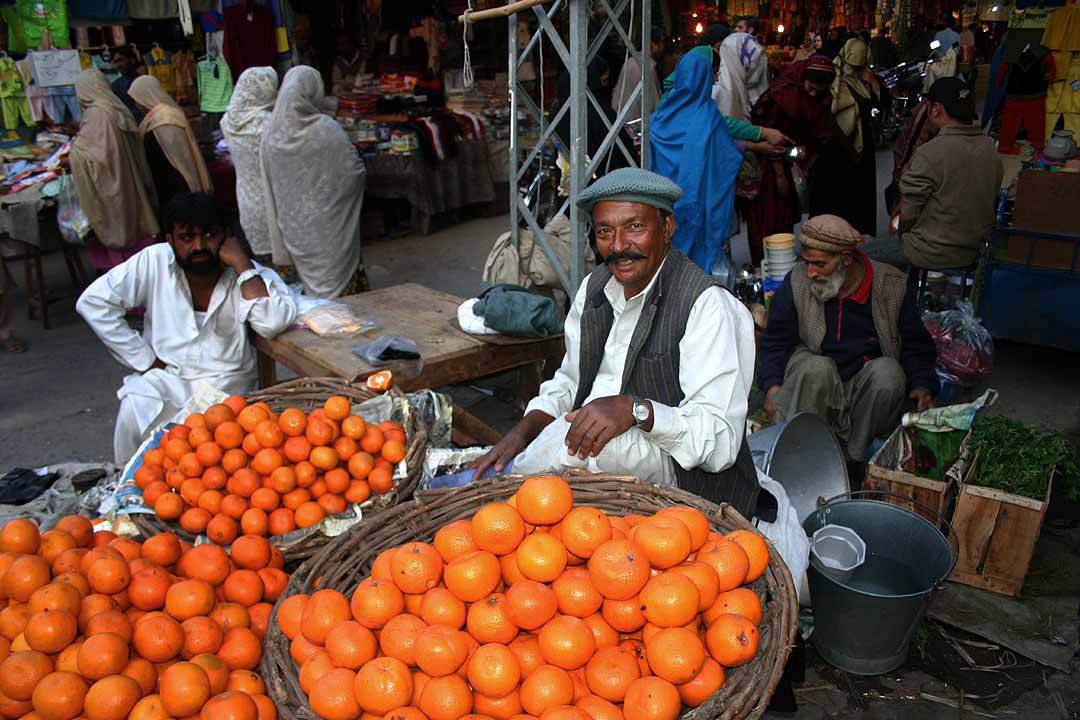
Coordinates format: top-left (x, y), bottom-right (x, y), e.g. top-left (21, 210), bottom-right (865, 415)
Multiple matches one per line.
top-left (518, 260), bottom-right (756, 484)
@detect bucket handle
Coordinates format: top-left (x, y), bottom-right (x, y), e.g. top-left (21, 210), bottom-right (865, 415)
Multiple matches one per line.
top-left (814, 490), bottom-right (960, 579)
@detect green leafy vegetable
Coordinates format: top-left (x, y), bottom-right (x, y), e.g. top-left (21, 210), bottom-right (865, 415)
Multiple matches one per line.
top-left (968, 417), bottom-right (1079, 502)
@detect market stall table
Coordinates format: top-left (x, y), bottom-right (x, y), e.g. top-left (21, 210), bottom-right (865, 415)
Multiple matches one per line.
top-left (364, 138), bottom-right (500, 234)
top-left (254, 283), bottom-right (564, 445)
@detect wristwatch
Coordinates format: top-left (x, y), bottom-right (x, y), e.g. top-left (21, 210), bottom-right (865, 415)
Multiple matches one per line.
top-left (631, 396), bottom-right (651, 428)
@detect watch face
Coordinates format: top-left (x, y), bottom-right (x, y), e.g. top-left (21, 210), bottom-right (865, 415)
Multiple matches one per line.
top-left (634, 403), bottom-right (649, 422)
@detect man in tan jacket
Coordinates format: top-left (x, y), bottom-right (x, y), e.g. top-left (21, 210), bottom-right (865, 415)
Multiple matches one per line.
top-left (897, 78), bottom-right (1003, 269)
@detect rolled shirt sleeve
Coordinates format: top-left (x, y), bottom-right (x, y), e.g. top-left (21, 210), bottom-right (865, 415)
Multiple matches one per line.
top-left (239, 263), bottom-right (299, 338)
top-left (76, 250), bottom-right (158, 372)
top-left (524, 278), bottom-right (587, 420)
top-left (645, 287), bottom-right (755, 473)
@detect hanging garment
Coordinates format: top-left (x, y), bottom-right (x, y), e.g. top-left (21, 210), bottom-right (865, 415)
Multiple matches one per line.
top-left (172, 51), bottom-right (197, 105)
top-left (197, 56), bottom-right (234, 113)
top-left (127, 0), bottom-right (214, 19)
top-left (221, 67), bottom-right (277, 256)
top-left (1046, 51), bottom-right (1080, 137)
top-left (1, 6), bottom-right (27, 54)
top-left (67, 0), bottom-right (128, 22)
top-left (145, 46), bottom-right (176, 95)
top-left (15, 0), bottom-right (70, 49)
top-left (0, 56), bottom-right (33, 129)
top-left (46, 86), bottom-right (80, 124)
top-left (224, 3), bottom-right (277, 80)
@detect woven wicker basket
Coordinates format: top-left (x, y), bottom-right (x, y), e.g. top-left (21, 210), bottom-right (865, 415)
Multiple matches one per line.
top-left (262, 476), bottom-right (798, 720)
top-left (131, 377), bottom-right (428, 564)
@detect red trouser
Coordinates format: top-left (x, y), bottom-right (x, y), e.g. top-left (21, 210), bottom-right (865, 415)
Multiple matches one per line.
top-left (998, 96), bottom-right (1047, 152)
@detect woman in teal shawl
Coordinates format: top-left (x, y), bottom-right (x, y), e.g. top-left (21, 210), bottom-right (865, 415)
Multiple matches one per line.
top-left (649, 50), bottom-right (743, 275)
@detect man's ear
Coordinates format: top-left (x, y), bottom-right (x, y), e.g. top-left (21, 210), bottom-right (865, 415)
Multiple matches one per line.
top-left (663, 213), bottom-right (676, 245)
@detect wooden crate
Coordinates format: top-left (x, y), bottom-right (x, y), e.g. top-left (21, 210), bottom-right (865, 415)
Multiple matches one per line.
top-left (865, 426), bottom-right (971, 524)
top-left (949, 470), bottom-right (1054, 597)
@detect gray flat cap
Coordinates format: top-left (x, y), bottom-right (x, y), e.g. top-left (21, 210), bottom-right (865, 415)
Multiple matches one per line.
top-left (576, 167), bottom-right (683, 214)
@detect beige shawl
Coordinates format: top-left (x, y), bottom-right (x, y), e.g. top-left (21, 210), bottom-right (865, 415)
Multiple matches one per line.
top-left (129, 75), bottom-right (213, 193)
top-left (70, 69), bottom-right (159, 249)
top-left (832, 38), bottom-right (872, 154)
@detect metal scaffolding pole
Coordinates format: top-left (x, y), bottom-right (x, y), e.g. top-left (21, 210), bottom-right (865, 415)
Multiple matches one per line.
top-left (502, 0), bottom-right (652, 296)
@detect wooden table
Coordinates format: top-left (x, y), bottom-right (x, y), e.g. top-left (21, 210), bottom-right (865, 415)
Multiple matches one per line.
top-left (254, 283), bottom-right (565, 445)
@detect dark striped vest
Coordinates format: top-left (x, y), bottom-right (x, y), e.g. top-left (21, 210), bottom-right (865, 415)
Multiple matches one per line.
top-left (571, 249), bottom-right (760, 518)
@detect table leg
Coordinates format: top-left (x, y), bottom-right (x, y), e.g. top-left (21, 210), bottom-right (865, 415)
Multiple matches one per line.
top-left (516, 361), bottom-right (543, 412)
top-left (452, 402), bottom-right (503, 447)
top-left (34, 250), bottom-right (48, 330)
top-left (257, 349), bottom-right (277, 389)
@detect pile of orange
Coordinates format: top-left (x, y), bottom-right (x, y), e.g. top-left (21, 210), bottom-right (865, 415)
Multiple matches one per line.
top-left (0, 516), bottom-right (285, 720)
top-left (282, 475), bottom-right (770, 720)
top-left (135, 394), bottom-right (408, 544)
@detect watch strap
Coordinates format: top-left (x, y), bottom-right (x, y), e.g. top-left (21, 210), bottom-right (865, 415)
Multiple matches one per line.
top-left (237, 268), bottom-right (260, 285)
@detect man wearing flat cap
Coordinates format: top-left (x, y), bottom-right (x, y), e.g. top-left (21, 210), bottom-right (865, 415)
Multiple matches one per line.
top-left (759, 214), bottom-right (939, 461)
top-left (473, 167), bottom-right (761, 517)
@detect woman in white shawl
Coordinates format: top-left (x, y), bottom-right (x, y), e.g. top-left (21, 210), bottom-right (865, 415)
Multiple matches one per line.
top-left (128, 75), bottom-right (213, 210)
top-left (221, 67), bottom-right (278, 263)
top-left (713, 32), bottom-right (765, 121)
top-left (70, 69), bottom-right (160, 271)
top-left (261, 66), bottom-right (368, 298)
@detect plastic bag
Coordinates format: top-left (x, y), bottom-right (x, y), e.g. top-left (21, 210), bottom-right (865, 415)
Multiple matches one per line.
top-left (55, 175), bottom-right (91, 245)
top-left (301, 305), bottom-right (379, 335)
top-left (353, 335), bottom-right (424, 378)
top-left (922, 300), bottom-right (994, 387)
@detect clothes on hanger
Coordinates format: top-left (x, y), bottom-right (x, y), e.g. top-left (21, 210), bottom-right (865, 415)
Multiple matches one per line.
top-left (0, 55), bottom-right (34, 129)
top-left (173, 51), bottom-right (197, 105)
top-left (16, 59), bottom-right (47, 122)
top-left (147, 46), bottom-right (176, 94)
top-left (1, 6), bottom-right (28, 54)
top-left (15, 0), bottom-right (70, 49)
top-left (45, 85), bottom-right (79, 124)
top-left (224, 2), bottom-right (277, 78)
top-left (127, 0), bottom-right (214, 19)
top-left (67, 0), bottom-right (129, 23)
top-left (198, 54), bottom-right (234, 112)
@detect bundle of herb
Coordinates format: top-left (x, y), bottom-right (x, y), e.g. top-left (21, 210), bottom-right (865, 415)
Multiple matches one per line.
top-left (968, 417), bottom-right (1079, 502)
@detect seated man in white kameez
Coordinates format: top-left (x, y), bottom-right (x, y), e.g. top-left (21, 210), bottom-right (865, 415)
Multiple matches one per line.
top-left (77, 192), bottom-right (297, 465)
top-left (472, 168), bottom-right (761, 517)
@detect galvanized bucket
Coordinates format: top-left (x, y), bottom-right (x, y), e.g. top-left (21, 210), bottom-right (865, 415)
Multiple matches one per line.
top-left (802, 491), bottom-right (958, 675)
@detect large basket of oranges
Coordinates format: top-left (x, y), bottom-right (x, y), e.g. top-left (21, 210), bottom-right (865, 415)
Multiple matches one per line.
top-left (0, 514), bottom-right (287, 720)
top-left (261, 474), bottom-right (798, 720)
top-left (129, 377), bottom-right (428, 564)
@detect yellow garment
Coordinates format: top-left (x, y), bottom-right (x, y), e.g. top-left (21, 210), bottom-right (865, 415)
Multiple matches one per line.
top-left (128, 75), bottom-right (213, 193)
top-left (1046, 50), bottom-right (1080, 137)
top-left (832, 38), bottom-right (871, 154)
top-left (1042, 3), bottom-right (1080, 52)
top-left (146, 47), bottom-right (176, 95)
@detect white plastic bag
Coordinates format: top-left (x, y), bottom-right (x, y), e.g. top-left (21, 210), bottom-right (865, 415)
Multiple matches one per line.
top-left (55, 175), bottom-right (91, 245)
top-left (753, 470), bottom-right (811, 606)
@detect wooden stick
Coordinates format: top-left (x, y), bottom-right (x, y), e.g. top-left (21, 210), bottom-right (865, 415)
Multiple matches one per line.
top-left (458, 0), bottom-right (555, 23)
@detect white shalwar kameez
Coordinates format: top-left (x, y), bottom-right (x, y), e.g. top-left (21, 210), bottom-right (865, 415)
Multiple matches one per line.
top-left (513, 260), bottom-right (757, 484)
top-left (77, 244), bottom-right (298, 464)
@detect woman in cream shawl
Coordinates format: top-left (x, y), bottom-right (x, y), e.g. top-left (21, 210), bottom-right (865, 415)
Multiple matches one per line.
top-left (807, 36), bottom-right (881, 235)
top-left (261, 66), bottom-right (367, 298)
top-left (70, 69), bottom-right (159, 270)
top-left (221, 67), bottom-right (277, 262)
top-left (128, 75), bottom-right (212, 209)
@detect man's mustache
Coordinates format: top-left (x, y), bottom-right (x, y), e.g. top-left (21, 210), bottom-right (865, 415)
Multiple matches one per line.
top-left (604, 251), bottom-right (647, 264)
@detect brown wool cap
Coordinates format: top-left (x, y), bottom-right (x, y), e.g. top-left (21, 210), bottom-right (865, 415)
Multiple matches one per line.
top-left (799, 214), bottom-right (865, 253)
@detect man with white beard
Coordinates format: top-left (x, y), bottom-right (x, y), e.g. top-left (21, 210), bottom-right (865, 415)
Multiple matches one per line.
top-left (758, 215), bottom-right (939, 460)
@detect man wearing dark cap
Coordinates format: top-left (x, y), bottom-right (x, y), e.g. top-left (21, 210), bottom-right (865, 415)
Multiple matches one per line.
top-left (897, 77), bottom-right (1003, 269)
top-left (759, 215), bottom-right (939, 461)
top-left (472, 168), bottom-right (761, 517)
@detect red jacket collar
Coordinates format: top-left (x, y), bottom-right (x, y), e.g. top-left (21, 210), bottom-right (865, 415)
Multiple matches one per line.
top-left (844, 249), bottom-right (873, 304)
